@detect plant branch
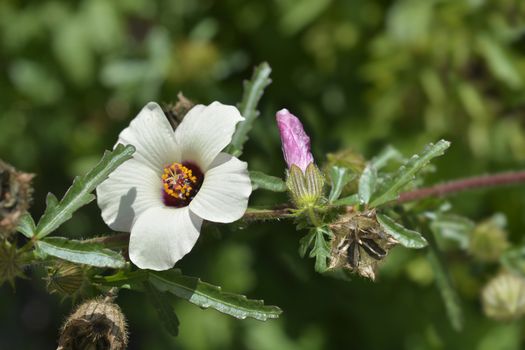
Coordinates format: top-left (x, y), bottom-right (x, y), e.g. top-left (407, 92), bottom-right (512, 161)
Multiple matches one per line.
top-left (86, 170), bottom-right (525, 248)
top-left (398, 170), bottom-right (525, 203)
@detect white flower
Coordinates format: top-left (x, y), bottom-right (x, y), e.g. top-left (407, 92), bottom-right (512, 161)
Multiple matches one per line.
top-left (96, 102), bottom-right (252, 271)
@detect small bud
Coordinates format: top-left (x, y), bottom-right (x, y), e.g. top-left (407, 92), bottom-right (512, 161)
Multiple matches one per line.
top-left (45, 262), bottom-right (87, 298)
top-left (482, 272), bottom-right (525, 321)
top-left (0, 160), bottom-right (34, 238)
top-left (328, 210), bottom-right (397, 280)
top-left (468, 219), bottom-right (509, 262)
top-left (58, 297), bottom-right (128, 350)
top-left (0, 240), bottom-right (25, 288)
top-left (276, 109), bottom-right (314, 173)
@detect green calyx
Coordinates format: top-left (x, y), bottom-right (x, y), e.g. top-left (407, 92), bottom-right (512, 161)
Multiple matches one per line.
top-left (286, 163), bottom-right (325, 209)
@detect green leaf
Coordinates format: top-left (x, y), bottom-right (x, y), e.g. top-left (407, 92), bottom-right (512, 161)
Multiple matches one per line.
top-left (149, 269), bottom-right (282, 321)
top-left (227, 62), bottom-right (272, 157)
top-left (35, 144), bottom-right (135, 238)
top-left (369, 140), bottom-right (450, 207)
top-left (298, 229), bottom-right (316, 258)
top-left (16, 213), bottom-right (36, 238)
top-left (377, 214), bottom-right (428, 248)
top-left (358, 164), bottom-right (377, 205)
top-left (36, 237), bottom-right (126, 268)
top-left (332, 194), bottom-right (359, 206)
top-left (427, 238), bottom-right (463, 331)
top-left (501, 246), bottom-right (525, 277)
top-left (145, 282), bottom-right (180, 337)
top-left (299, 227), bottom-right (332, 273)
top-left (371, 145), bottom-right (403, 170)
top-left (328, 166), bottom-right (354, 203)
top-left (429, 214), bottom-right (474, 249)
top-left (249, 171), bottom-right (286, 192)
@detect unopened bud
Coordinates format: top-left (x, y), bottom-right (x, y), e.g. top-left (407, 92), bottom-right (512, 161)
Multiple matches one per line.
top-left (482, 272), bottom-right (525, 321)
top-left (46, 262), bottom-right (87, 298)
top-left (468, 219), bottom-right (509, 262)
top-left (276, 109), bottom-right (324, 207)
top-left (0, 160), bottom-right (34, 238)
top-left (58, 297), bottom-right (128, 350)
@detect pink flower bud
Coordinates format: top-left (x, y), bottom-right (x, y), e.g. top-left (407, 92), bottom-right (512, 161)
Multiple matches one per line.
top-left (276, 109), bottom-right (314, 173)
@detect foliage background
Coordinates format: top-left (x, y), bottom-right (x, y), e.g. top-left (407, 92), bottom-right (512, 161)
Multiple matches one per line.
top-left (1, 0), bottom-right (525, 349)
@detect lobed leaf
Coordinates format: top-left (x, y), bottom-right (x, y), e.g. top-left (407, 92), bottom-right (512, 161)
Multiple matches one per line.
top-left (328, 166), bottom-right (354, 203)
top-left (227, 62), bottom-right (272, 157)
top-left (299, 227), bottom-right (333, 273)
top-left (145, 282), bottom-right (180, 337)
top-left (35, 144), bottom-right (135, 238)
top-left (36, 237), bottom-right (126, 268)
top-left (149, 269), bottom-right (282, 321)
top-left (377, 214), bottom-right (428, 248)
top-left (369, 140), bottom-right (450, 207)
top-left (249, 170), bottom-right (286, 192)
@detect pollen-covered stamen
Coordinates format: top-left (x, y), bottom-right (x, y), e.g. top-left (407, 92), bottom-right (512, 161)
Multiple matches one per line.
top-left (161, 162), bottom-right (204, 207)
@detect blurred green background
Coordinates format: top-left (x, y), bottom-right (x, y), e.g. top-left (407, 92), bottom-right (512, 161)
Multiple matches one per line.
top-left (2, 0), bottom-right (525, 349)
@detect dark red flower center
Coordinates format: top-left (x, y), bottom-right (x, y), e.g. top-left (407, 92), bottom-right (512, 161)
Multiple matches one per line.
top-left (161, 162), bottom-right (204, 207)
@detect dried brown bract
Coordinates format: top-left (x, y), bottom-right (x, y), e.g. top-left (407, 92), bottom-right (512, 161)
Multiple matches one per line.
top-left (0, 160), bottom-right (34, 238)
top-left (328, 209), bottom-right (397, 280)
top-left (163, 92), bottom-right (195, 130)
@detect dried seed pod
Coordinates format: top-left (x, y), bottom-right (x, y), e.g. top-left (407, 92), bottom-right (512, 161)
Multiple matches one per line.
top-left (163, 92), bottom-right (195, 130)
top-left (329, 209), bottom-right (397, 280)
top-left (482, 272), bottom-right (525, 321)
top-left (58, 297), bottom-right (128, 350)
top-left (46, 262), bottom-right (87, 298)
top-left (0, 160), bottom-right (34, 238)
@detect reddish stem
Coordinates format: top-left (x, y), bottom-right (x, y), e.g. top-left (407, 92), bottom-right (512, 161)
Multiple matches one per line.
top-left (397, 170), bottom-right (525, 203)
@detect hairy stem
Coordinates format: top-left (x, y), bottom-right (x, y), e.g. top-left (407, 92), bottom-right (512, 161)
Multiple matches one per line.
top-left (87, 170), bottom-right (525, 248)
top-left (397, 170), bottom-right (525, 203)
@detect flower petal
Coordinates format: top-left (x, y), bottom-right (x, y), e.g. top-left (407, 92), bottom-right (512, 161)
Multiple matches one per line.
top-left (174, 102), bottom-right (243, 170)
top-left (190, 152), bottom-right (251, 223)
top-left (118, 102), bottom-right (180, 170)
top-left (129, 206), bottom-right (202, 271)
top-left (96, 158), bottom-right (162, 232)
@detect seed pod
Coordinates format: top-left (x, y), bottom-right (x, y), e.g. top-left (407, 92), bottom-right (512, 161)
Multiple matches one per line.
top-left (58, 297), bottom-right (128, 350)
top-left (46, 262), bottom-right (87, 298)
top-left (0, 160), bottom-right (34, 238)
top-left (329, 210), bottom-right (397, 280)
top-left (482, 272), bottom-right (525, 321)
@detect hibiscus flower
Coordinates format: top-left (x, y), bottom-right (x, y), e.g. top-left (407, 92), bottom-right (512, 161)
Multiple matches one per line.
top-left (97, 102), bottom-right (252, 270)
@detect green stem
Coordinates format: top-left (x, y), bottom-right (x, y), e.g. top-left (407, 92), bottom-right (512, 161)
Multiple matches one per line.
top-left (306, 206), bottom-right (322, 227)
